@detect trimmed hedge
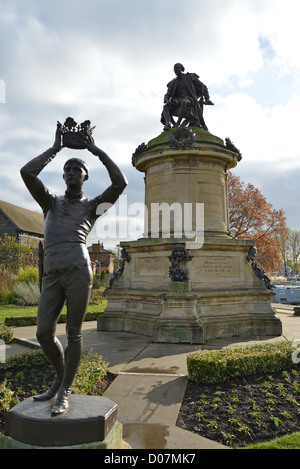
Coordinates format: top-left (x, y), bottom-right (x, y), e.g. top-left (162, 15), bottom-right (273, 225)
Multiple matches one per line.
top-left (4, 311), bottom-right (100, 327)
top-left (0, 348), bottom-right (49, 370)
top-left (187, 341), bottom-right (298, 384)
top-left (4, 316), bottom-right (38, 327)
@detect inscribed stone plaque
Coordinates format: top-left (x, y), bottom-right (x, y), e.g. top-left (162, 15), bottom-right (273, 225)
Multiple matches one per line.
top-left (200, 256), bottom-right (240, 277)
top-left (135, 257), bottom-right (167, 277)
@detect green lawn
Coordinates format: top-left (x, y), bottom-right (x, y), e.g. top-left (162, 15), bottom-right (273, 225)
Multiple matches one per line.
top-left (0, 300), bottom-right (107, 324)
top-left (243, 432), bottom-right (300, 449)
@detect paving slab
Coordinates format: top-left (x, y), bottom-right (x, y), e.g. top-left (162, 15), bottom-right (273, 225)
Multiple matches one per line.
top-left (166, 426), bottom-right (228, 449)
top-left (3, 341), bottom-right (32, 357)
top-left (82, 329), bottom-right (152, 373)
top-left (103, 374), bottom-right (193, 449)
top-left (119, 343), bottom-right (200, 376)
top-left (104, 374), bottom-right (187, 426)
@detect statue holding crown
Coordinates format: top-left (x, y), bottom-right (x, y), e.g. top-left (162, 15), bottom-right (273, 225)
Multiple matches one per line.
top-left (20, 120), bottom-right (127, 415)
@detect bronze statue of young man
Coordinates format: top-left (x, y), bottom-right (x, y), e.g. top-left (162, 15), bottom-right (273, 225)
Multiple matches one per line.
top-left (20, 123), bottom-right (127, 415)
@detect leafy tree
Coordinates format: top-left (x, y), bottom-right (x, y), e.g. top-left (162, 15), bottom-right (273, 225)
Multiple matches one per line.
top-left (228, 172), bottom-right (288, 273)
top-left (0, 234), bottom-right (38, 272)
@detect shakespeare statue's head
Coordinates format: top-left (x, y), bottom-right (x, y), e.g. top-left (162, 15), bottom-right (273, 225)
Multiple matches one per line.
top-left (174, 63), bottom-right (185, 75)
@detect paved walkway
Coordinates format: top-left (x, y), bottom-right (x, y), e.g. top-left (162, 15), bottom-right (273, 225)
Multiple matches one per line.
top-left (4, 304), bottom-right (300, 449)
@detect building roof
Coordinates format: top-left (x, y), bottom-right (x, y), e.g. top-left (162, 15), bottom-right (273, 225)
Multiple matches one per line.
top-left (0, 200), bottom-right (44, 236)
top-left (87, 243), bottom-right (114, 254)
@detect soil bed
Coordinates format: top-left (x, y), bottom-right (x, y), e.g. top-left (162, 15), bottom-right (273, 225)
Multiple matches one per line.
top-left (177, 365), bottom-right (300, 448)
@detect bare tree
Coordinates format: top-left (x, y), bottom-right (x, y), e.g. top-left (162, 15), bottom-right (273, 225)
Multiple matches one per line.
top-left (286, 229), bottom-right (300, 274)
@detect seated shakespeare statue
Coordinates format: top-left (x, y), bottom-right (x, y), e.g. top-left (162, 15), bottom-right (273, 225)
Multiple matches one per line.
top-left (161, 63), bottom-right (214, 131)
top-left (20, 122), bottom-right (127, 415)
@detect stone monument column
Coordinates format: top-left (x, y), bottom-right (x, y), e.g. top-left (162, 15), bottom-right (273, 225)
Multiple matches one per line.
top-left (137, 128), bottom-right (233, 238)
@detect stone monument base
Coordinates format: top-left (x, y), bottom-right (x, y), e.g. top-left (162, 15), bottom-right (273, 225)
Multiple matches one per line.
top-left (98, 237), bottom-right (282, 344)
top-left (1, 395), bottom-right (130, 449)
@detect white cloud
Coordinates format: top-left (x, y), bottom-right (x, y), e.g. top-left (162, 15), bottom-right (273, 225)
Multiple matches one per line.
top-left (255, 0), bottom-right (300, 73)
top-left (1, 0), bottom-right (300, 241)
top-left (210, 91), bottom-right (300, 166)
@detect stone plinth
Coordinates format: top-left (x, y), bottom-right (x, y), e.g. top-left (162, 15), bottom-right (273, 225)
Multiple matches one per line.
top-left (136, 128), bottom-right (235, 238)
top-left (98, 128), bottom-right (282, 343)
top-left (1, 395), bottom-right (129, 449)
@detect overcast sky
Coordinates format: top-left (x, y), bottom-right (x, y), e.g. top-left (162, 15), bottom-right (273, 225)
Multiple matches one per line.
top-left (1, 0), bottom-right (300, 248)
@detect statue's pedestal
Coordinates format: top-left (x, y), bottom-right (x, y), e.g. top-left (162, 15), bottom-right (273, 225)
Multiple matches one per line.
top-left (1, 395), bottom-right (129, 449)
top-left (98, 236), bottom-right (281, 343)
top-left (98, 128), bottom-right (282, 344)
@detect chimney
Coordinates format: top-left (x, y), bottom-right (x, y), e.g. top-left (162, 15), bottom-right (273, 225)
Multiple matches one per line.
top-left (92, 243), bottom-right (101, 253)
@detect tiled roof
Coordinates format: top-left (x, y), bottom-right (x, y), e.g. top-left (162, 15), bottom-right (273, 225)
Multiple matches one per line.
top-left (0, 200), bottom-right (44, 235)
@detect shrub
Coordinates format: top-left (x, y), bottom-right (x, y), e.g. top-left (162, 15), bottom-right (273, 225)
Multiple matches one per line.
top-left (187, 341), bottom-right (296, 384)
top-left (16, 266), bottom-right (39, 283)
top-left (0, 270), bottom-right (16, 299)
top-left (72, 350), bottom-right (109, 395)
top-left (13, 281), bottom-right (40, 305)
top-left (89, 288), bottom-right (103, 304)
top-left (2, 290), bottom-right (23, 305)
top-left (0, 325), bottom-right (14, 343)
top-left (1, 267), bottom-right (40, 306)
top-left (0, 234), bottom-right (37, 272)
top-left (0, 380), bottom-right (14, 411)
